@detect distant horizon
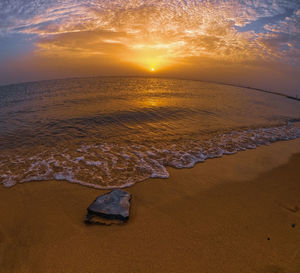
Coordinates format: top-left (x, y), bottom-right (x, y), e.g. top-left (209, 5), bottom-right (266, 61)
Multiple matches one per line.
top-left (1, 1), bottom-right (300, 95)
top-left (1, 74), bottom-right (299, 98)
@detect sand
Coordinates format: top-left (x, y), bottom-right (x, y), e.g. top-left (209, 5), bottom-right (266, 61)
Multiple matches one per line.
top-left (0, 139), bottom-right (300, 273)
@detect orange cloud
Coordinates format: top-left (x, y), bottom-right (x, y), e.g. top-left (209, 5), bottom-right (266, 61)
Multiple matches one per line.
top-left (1, 0), bottom-right (300, 93)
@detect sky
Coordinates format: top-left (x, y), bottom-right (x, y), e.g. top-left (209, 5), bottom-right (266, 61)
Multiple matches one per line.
top-left (0, 0), bottom-right (300, 94)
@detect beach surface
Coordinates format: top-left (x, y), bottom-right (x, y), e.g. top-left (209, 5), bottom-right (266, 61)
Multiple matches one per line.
top-left (0, 139), bottom-right (300, 273)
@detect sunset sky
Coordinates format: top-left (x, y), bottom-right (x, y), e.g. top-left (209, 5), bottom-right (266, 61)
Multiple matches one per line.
top-left (1, 0), bottom-right (300, 94)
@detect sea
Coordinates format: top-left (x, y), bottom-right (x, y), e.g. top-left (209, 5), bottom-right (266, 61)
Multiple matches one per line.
top-left (0, 77), bottom-right (299, 189)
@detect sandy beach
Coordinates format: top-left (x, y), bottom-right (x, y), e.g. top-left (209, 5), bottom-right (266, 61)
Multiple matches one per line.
top-left (0, 138), bottom-right (299, 273)
top-left (1, 1), bottom-right (300, 272)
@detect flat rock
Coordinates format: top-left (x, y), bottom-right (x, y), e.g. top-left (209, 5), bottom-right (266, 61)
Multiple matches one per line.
top-left (86, 189), bottom-right (132, 224)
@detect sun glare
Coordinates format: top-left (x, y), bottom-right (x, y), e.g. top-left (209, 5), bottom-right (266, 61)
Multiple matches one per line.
top-left (151, 68), bottom-right (155, 72)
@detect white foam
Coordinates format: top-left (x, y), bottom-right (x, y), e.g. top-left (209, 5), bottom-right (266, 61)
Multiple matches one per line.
top-left (1, 124), bottom-right (299, 189)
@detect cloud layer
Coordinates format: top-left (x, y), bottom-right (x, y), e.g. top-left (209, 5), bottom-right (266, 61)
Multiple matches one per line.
top-left (1, 0), bottom-right (300, 93)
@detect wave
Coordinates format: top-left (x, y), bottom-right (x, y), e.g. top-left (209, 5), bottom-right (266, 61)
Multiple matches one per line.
top-left (1, 123), bottom-right (299, 189)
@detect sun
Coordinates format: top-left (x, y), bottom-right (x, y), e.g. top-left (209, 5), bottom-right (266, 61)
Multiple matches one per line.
top-left (151, 68), bottom-right (155, 72)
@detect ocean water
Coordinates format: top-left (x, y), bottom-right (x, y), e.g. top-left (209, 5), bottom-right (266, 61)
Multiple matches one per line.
top-left (0, 77), bottom-right (299, 188)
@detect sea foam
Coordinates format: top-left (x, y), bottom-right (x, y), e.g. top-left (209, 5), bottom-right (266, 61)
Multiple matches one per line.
top-left (1, 123), bottom-right (299, 189)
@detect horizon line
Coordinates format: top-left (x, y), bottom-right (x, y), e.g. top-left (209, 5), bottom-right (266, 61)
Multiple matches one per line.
top-left (0, 74), bottom-right (293, 99)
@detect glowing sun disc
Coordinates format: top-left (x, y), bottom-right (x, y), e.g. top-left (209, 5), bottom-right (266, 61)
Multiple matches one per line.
top-left (151, 68), bottom-right (155, 71)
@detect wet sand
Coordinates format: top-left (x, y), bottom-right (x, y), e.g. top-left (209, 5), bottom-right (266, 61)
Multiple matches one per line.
top-left (0, 139), bottom-right (300, 273)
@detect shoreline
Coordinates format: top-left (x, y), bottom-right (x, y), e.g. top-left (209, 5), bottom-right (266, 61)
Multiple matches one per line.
top-left (2, 122), bottom-right (299, 190)
top-left (0, 138), bottom-right (299, 272)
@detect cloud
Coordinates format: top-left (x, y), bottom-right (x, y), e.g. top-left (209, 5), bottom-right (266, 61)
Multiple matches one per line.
top-left (0, 0), bottom-right (300, 91)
